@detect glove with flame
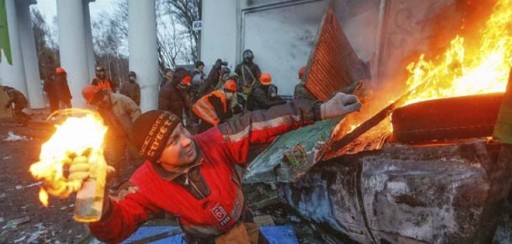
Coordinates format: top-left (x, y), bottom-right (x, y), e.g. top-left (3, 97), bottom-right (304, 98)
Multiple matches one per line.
top-left (320, 92), bottom-right (361, 120)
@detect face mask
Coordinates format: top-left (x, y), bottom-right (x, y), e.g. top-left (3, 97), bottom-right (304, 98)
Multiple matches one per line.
top-left (225, 91), bottom-right (234, 100)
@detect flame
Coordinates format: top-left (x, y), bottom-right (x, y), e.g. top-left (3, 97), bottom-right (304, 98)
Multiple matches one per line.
top-left (404, 0), bottom-right (512, 105)
top-left (29, 110), bottom-right (107, 207)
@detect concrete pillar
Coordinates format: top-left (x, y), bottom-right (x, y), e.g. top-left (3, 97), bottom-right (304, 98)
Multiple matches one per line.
top-left (128, 0), bottom-right (158, 112)
top-left (56, 0), bottom-right (89, 107)
top-left (0, 0), bottom-right (29, 100)
top-left (83, 0), bottom-right (96, 81)
top-left (17, 0), bottom-right (44, 108)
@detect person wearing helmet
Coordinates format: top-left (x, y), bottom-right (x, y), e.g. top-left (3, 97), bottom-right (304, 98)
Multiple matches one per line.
top-left (54, 67), bottom-right (73, 109)
top-left (234, 49), bottom-right (261, 98)
top-left (294, 66), bottom-right (316, 100)
top-left (92, 65), bottom-right (118, 92)
top-left (158, 67), bottom-right (192, 120)
top-left (192, 79), bottom-right (240, 132)
top-left (247, 72), bottom-right (286, 111)
top-left (69, 89), bottom-right (361, 243)
top-left (120, 71), bottom-right (141, 106)
top-left (81, 85), bottom-right (141, 185)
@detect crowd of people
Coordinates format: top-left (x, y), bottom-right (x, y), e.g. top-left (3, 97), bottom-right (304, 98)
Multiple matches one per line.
top-left (3, 49), bottom-right (358, 243)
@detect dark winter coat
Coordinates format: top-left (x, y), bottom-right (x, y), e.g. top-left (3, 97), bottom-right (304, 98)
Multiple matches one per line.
top-left (55, 74), bottom-right (72, 103)
top-left (120, 81), bottom-right (141, 106)
top-left (5, 87), bottom-right (28, 110)
top-left (234, 62), bottom-right (261, 93)
top-left (158, 81), bottom-right (190, 118)
top-left (247, 84), bottom-right (285, 111)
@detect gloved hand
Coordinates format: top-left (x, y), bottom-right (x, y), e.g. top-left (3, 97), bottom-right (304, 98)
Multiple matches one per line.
top-left (320, 92), bottom-right (361, 120)
top-left (68, 155), bottom-right (116, 182)
top-left (68, 156), bottom-right (91, 182)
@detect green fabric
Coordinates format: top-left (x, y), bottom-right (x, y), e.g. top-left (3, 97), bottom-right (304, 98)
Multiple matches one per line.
top-left (244, 119), bottom-right (339, 184)
top-left (493, 71), bottom-right (512, 144)
top-left (0, 0), bottom-right (12, 65)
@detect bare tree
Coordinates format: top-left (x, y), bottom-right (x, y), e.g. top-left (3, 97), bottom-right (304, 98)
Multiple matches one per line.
top-left (159, 0), bottom-right (201, 61)
top-left (156, 9), bottom-right (190, 72)
top-left (31, 9), bottom-right (59, 79)
top-left (92, 16), bottom-right (128, 85)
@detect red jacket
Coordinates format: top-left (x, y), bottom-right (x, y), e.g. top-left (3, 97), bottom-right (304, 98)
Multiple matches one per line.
top-left (89, 99), bottom-right (320, 243)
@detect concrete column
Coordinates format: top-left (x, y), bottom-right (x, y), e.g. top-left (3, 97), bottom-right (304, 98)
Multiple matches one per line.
top-left (83, 0), bottom-right (96, 81)
top-left (56, 0), bottom-right (89, 107)
top-left (17, 0), bottom-right (44, 108)
top-left (0, 0), bottom-right (29, 100)
top-left (128, 0), bottom-right (158, 112)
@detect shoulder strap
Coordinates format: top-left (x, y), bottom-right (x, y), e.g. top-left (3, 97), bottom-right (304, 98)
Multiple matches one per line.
top-left (243, 65), bottom-right (257, 88)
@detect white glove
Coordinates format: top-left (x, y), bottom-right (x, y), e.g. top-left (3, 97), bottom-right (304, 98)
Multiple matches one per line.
top-left (68, 156), bottom-right (91, 181)
top-left (320, 92), bottom-right (361, 120)
top-left (68, 155), bottom-right (115, 182)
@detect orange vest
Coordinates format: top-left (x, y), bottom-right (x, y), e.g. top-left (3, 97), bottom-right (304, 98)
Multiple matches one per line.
top-left (192, 90), bottom-right (227, 126)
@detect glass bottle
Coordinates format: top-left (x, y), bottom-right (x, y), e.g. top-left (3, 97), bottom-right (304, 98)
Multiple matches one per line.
top-left (73, 149), bottom-right (107, 222)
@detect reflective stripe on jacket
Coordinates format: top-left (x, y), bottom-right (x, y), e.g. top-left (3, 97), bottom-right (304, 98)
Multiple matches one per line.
top-left (88, 99), bottom-right (320, 243)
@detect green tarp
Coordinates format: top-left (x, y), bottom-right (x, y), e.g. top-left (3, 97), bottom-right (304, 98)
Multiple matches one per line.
top-left (0, 0), bottom-right (12, 65)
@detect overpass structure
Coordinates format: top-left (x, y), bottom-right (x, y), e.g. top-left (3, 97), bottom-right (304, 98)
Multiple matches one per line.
top-left (0, 0), bottom-right (159, 111)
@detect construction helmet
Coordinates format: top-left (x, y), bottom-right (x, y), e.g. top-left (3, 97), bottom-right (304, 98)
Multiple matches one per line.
top-left (224, 80), bottom-right (237, 92)
top-left (298, 66), bottom-right (306, 79)
top-left (259, 73), bottom-right (272, 86)
top-left (82, 85), bottom-right (102, 103)
top-left (181, 75), bottom-right (192, 86)
top-left (55, 67), bottom-right (66, 75)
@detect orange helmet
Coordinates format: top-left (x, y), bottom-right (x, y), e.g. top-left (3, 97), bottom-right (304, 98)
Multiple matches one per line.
top-left (181, 75), bottom-right (192, 86)
top-left (56, 67), bottom-right (66, 75)
top-left (82, 85), bottom-right (101, 103)
top-left (298, 66), bottom-right (306, 79)
top-left (224, 80), bottom-right (237, 92)
top-left (259, 73), bottom-right (272, 86)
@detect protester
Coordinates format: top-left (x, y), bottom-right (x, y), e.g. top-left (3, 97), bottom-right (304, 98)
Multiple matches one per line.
top-left (92, 65), bottom-right (117, 92)
top-left (3, 86), bottom-right (30, 125)
top-left (294, 66), bottom-right (316, 100)
top-left (54, 67), bottom-right (73, 109)
top-left (247, 72), bottom-right (285, 111)
top-left (43, 69), bottom-right (59, 112)
top-left (235, 49), bottom-right (261, 97)
top-left (81, 85), bottom-right (141, 184)
top-left (158, 68), bottom-right (192, 120)
top-left (120, 71), bottom-right (141, 106)
top-left (190, 61), bottom-right (206, 102)
top-left (69, 90), bottom-right (361, 243)
top-left (160, 68), bottom-right (174, 90)
top-left (192, 79), bottom-right (241, 132)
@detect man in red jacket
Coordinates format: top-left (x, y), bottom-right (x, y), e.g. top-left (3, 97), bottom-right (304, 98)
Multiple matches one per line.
top-left (69, 92), bottom-right (361, 243)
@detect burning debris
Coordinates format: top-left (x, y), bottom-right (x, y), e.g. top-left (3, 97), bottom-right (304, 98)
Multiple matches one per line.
top-left (29, 109), bottom-right (109, 222)
top-left (244, 0), bottom-right (512, 242)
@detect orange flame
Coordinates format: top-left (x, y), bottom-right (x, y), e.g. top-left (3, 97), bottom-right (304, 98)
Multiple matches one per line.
top-left (404, 0), bottom-right (512, 105)
top-left (29, 110), bottom-right (107, 207)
